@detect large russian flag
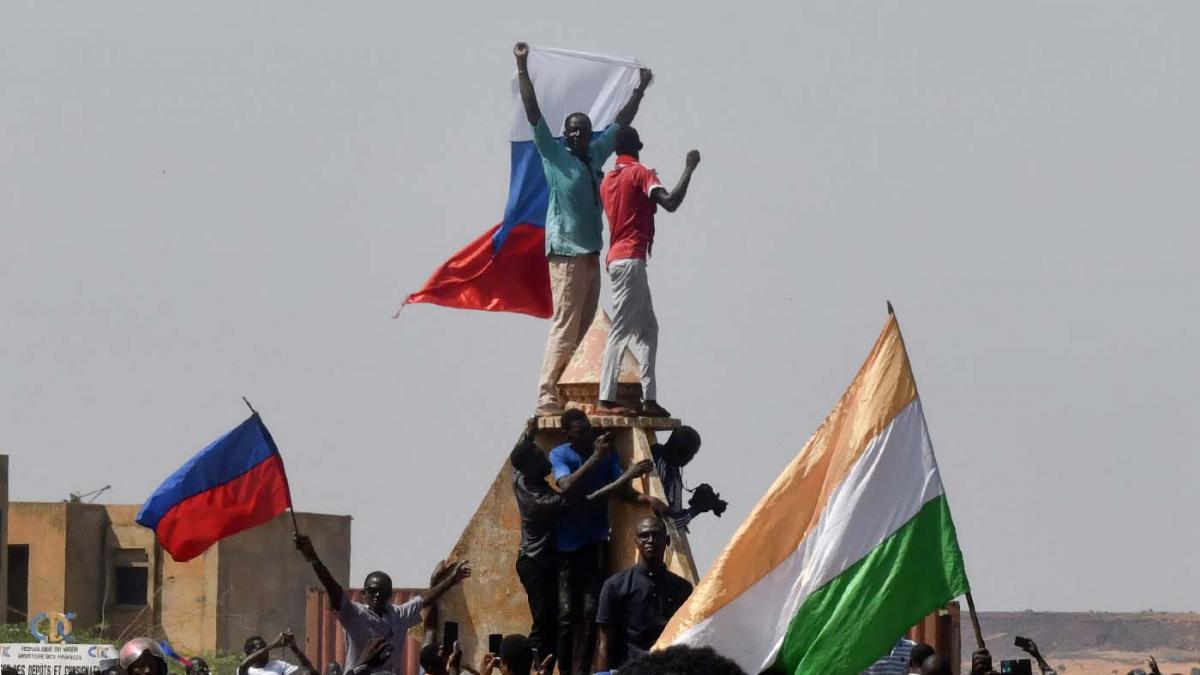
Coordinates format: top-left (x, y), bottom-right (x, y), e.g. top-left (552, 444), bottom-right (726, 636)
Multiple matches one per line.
top-left (401, 46), bottom-right (643, 318)
top-left (136, 414), bottom-right (293, 562)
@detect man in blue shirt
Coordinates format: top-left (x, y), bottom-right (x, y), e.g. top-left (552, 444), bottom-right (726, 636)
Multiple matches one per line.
top-left (513, 42), bottom-right (654, 416)
top-left (548, 409), bottom-right (667, 675)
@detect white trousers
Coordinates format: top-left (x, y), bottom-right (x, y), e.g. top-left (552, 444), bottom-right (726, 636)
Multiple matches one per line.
top-left (599, 258), bottom-right (658, 403)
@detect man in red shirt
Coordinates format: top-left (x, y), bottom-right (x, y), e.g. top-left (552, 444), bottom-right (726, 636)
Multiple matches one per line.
top-left (596, 126), bottom-right (701, 417)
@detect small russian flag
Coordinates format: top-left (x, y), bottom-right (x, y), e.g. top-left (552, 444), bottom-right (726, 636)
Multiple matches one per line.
top-left (136, 413), bottom-right (293, 562)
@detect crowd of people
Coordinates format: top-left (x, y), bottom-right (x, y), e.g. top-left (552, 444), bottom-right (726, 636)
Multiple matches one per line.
top-left (87, 625), bottom-right (1191, 675)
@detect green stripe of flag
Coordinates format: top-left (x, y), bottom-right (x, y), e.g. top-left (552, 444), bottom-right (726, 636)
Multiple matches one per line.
top-left (774, 495), bottom-right (970, 675)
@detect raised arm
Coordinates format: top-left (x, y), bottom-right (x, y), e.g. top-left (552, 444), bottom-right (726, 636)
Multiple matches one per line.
top-left (614, 68), bottom-right (653, 127)
top-left (514, 42), bottom-right (541, 125)
top-left (554, 433), bottom-right (614, 496)
top-left (420, 560), bottom-right (471, 604)
top-left (295, 534), bottom-right (345, 610)
top-left (282, 631), bottom-right (316, 674)
top-left (652, 150), bottom-right (701, 213)
top-left (238, 634), bottom-right (286, 675)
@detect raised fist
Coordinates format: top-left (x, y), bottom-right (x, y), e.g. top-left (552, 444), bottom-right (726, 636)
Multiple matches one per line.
top-left (514, 42), bottom-right (530, 62)
top-left (686, 150), bottom-right (701, 169)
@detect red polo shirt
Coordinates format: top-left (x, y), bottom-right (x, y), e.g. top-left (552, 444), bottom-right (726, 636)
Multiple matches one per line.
top-left (601, 155), bottom-right (663, 266)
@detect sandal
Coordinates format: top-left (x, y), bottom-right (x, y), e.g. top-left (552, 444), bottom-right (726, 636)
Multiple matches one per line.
top-left (595, 401), bottom-right (638, 417)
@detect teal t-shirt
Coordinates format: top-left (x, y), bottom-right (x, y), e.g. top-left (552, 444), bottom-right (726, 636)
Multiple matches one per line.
top-left (531, 116), bottom-right (620, 257)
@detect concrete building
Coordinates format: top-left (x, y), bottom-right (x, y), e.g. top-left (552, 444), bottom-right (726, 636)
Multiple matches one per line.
top-left (6, 501), bottom-right (350, 653)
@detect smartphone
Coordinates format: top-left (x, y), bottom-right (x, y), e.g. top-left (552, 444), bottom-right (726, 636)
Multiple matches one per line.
top-left (488, 634), bottom-right (503, 655)
top-left (1014, 636), bottom-right (1033, 651)
top-left (442, 621), bottom-right (459, 651)
top-left (1001, 659), bottom-right (1033, 675)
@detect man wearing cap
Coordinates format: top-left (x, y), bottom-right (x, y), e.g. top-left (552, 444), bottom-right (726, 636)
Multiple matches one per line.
top-left (595, 128), bottom-right (700, 418)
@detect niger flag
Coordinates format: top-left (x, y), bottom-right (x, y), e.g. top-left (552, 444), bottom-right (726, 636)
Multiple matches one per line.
top-left (656, 312), bottom-right (970, 675)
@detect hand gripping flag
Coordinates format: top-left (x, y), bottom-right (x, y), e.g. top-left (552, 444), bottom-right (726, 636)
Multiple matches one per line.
top-left (136, 413), bottom-right (294, 562)
top-left (400, 46), bottom-right (642, 318)
top-left (655, 311), bottom-right (971, 675)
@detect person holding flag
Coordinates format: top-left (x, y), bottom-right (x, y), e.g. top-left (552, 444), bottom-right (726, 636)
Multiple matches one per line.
top-left (512, 42), bottom-right (654, 416)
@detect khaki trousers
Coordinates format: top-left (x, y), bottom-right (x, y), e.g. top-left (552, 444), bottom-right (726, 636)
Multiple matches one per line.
top-left (537, 254), bottom-right (600, 408)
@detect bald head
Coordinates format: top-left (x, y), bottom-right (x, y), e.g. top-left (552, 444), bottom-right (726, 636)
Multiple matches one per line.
top-left (363, 570), bottom-right (393, 614)
top-left (635, 516), bottom-right (670, 567)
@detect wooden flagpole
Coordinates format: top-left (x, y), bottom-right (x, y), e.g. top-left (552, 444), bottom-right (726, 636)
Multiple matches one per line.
top-left (885, 301), bottom-right (985, 651)
top-left (242, 396), bottom-right (303, 536)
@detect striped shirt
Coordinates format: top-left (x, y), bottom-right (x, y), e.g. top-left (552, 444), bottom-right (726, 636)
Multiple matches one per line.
top-left (652, 445), bottom-right (696, 532)
top-left (862, 638), bottom-right (916, 675)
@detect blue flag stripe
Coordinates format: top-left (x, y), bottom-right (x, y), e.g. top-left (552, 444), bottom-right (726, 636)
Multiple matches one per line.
top-left (135, 415), bottom-right (278, 530)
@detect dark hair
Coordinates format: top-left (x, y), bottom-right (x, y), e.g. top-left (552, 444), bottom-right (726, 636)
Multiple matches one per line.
top-left (909, 643), bottom-right (935, 670)
top-left (564, 112), bottom-right (591, 131)
top-left (363, 570), bottom-right (392, 588)
top-left (498, 635), bottom-right (534, 675)
top-left (920, 654), bottom-right (953, 675)
top-left (615, 126), bottom-right (643, 155)
top-left (419, 644), bottom-right (445, 675)
top-left (665, 426), bottom-right (702, 464)
top-left (510, 442), bottom-right (542, 473)
top-left (243, 636), bottom-right (264, 654)
top-left (560, 409), bottom-right (588, 429)
top-left (621, 645), bottom-right (747, 675)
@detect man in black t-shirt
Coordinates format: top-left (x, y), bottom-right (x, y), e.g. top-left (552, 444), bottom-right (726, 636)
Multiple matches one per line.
top-left (594, 517), bottom-right (693, 671)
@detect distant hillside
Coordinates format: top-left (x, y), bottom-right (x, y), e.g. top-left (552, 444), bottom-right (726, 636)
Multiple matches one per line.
top-left (963, 612), bottom-right (1200, 662)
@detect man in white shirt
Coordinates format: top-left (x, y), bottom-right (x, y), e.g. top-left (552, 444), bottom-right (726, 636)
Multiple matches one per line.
top-left (296, 535), bottom-right (471, 675)
top-left (238, 631), bottom-right (315, 675)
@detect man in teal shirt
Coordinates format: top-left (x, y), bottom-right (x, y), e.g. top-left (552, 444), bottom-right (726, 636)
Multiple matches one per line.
top-left (513, 42), bottom-right (653, 415)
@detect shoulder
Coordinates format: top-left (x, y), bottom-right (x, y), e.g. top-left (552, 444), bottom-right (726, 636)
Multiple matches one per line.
top-left (339, 598), bottom-right (369, 618)
top-left (550, 443), bottom-right (576, 461)
top-left (392, 595), bottom-right (423, 614)
top-left (599, 568), bottom-right (633, 604)
top-left (667, 570), bottom-right (693, 592)
top-left (604, 566), bottom-right (637, 590)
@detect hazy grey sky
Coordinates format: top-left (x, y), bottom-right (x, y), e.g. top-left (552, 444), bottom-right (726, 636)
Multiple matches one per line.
top-left (4, 2), bottom-right (1198, 612)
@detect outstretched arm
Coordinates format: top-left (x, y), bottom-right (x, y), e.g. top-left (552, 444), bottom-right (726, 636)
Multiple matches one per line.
top-left (614, 68), bottom-right (653, 127)
top-left (514, 43), bottom-right (541, 125)
top-left (295, 534), bottom-right (345, 610)
top-left (586, 458), bottom-right (654, 502)
top-left (239, 634), bottom-right (286, 675)
top-left (652, 150), bottom-right (701, 213)
top-left (554, 433), bottom-right (614, 496)
top-left (282, 631), bottom-right (316, 674)
top-left (420, 560), bottom-right (471, 604)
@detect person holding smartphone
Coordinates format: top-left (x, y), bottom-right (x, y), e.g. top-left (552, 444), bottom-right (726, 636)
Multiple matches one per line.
top-left (1015, 637), bottom-right (1057, 675)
